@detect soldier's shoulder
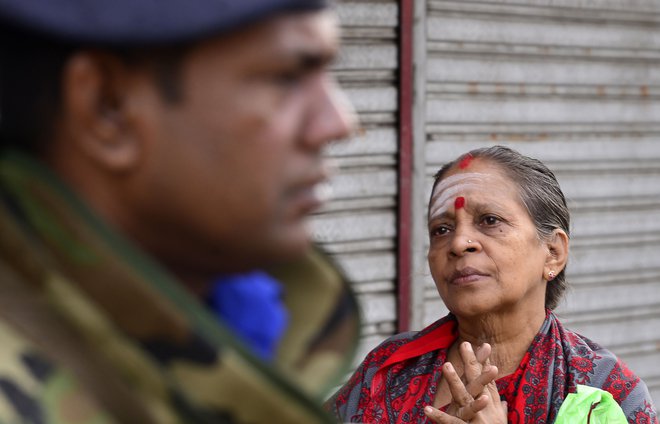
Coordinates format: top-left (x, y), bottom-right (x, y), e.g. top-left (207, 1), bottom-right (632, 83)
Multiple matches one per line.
top-left (0, 320), bottom-right (114, 424)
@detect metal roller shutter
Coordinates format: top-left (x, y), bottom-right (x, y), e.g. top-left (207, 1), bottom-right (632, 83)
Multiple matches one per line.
top-left (313, 0), bottom-right (400, 363)
top-left (414, 0), bottom-right (660, 403)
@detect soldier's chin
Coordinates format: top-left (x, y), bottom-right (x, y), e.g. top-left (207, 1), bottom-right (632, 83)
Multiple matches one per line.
top-left (268, 224), bottom-right (314, 262)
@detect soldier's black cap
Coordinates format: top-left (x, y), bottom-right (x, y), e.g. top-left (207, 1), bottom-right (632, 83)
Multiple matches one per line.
top-left (0, 0), bottom-right (328, 45)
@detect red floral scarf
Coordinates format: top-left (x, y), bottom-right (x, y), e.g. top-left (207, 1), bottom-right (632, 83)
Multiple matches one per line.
top-left (330, 312), bottom-right (657, 423)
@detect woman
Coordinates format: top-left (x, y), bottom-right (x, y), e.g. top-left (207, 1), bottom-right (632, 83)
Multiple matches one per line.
top-left (329, 146), bottom-right (658, 423)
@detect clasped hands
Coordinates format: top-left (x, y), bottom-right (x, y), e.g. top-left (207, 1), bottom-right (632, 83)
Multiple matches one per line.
top-left (423, 342), bottom-right (508, 424)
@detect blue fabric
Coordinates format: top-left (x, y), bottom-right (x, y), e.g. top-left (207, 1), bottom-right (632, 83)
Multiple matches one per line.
top-left (208, 271), bottom-right (289, 361)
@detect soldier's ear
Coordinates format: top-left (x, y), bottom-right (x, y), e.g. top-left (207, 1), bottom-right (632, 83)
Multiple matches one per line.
top-left (60, 51), bottom-right (144, 173)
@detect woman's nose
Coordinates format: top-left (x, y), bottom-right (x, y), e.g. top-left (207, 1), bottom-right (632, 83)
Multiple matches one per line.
top-left (449, 224), bottom-right (481, 256)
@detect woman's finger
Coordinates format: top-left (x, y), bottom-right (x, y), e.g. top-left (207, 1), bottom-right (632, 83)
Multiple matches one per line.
top-left (468, 393), bottom-right (490, 416)
top-left (464, 364), bottom-right (498, 398)
top-left (424, 406), bottom-right (468, 424)
top-left (485, 380), bottom-right (500, 408)
top-left (459, 342), bottom-right (483, 384)
top-left (474, 343), bottom-right (491, 365)
top-left (445, 393), bottom-right (490, 423)
top-left (443, 362), bottom-right (474, 407)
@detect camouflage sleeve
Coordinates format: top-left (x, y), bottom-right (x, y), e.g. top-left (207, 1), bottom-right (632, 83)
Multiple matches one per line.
top-left (0, 320), bottom-right (115, 424)
top-left (0, 319), bottom-right (52, 424)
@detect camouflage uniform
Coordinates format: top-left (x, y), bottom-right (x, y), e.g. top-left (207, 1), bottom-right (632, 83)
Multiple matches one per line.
top-left (0, 151), bottom-right (360, 423)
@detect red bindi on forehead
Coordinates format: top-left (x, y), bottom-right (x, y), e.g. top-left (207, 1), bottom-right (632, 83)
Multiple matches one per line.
top-left (454, 196), bottom-right (465, 210)
top-left (458, 153), bottom-right (474, 170)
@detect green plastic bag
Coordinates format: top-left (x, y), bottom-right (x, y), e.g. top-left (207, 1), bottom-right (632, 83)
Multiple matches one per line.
top-left (554, 384), bottom-right (628, 424)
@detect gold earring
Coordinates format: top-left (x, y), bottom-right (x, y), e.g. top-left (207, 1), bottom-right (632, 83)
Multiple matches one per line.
top-left (547, 270), bottom-right (556, 281)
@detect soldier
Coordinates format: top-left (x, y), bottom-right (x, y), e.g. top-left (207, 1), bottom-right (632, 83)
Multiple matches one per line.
top-left (0, 0), bottom-right (359, 422)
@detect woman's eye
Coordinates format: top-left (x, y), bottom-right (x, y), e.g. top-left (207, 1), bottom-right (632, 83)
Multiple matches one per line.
top-left (430, 225), bottom-right (451, 237)
top-left (481, 215), bottom-right (500, 226)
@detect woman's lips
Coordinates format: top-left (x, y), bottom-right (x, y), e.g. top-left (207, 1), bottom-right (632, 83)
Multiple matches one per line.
top-left (449, 267), bottom-right (489, 285)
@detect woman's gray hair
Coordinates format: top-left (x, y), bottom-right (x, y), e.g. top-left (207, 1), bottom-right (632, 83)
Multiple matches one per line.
top-left (430, 145), bottom-right (570, 310)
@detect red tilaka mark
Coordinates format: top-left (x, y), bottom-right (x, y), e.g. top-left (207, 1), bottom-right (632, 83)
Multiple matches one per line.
top-left (454, 196), bottom-right (465, 210)
top-left (458, 153), bottom-right (474, 169)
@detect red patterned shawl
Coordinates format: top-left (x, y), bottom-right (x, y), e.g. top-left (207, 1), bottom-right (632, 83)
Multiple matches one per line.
top-left (329, 312), bottom-right (657, 424)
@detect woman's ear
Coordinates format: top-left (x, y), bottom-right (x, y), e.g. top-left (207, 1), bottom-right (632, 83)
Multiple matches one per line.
top-left (544, 229), bottom-right (569, 281)
top-left (60, 51), bottom-right (142, 172)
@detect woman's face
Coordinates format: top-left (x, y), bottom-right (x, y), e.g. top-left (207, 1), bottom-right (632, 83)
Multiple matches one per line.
top-left (427, 158), bottom-right (550, 318)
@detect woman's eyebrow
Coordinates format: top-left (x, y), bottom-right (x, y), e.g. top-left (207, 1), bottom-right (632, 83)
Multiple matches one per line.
top-left (428, 213), bottom-right (450, 221)
top-left (470, 200), bottom-right (505, 214)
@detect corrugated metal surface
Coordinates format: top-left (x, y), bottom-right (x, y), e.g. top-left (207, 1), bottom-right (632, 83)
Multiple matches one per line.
top-left (416, 0), bottom-right (660, 404)
top-left (312, 0), bottom-right (400, 363)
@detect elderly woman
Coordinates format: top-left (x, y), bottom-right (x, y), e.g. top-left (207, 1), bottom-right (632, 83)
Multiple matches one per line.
top-left (329, 146), bottom-right (658, 423)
